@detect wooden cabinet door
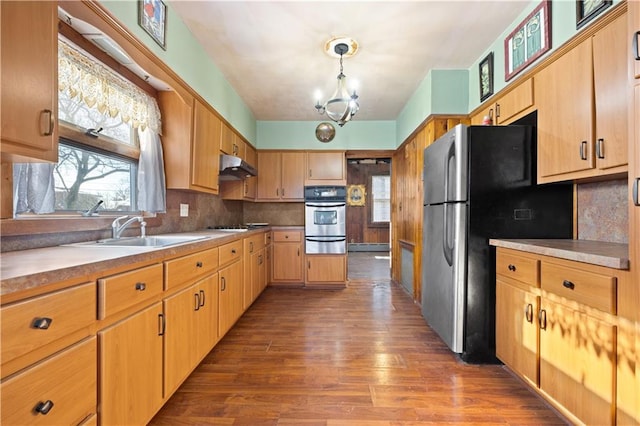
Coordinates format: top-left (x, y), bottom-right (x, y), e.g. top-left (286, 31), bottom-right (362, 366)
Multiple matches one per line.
top-left (539, 299), bottom-right (615, 426)
top-left (281, 152), bottom-right (305, 200)
top-left (220, 123), bottom-right (234, 155)
top-left (99, 302), bottom-right (163, 426)
top-left (536, 38), bottom-right (594, 181)
top-left (305, 255), bottom-right (347, 285)
top-left (191, 99), bottom-right (220, 193)
top-left (257, 152), bottom-right (282, 200)
top-left (305, 151), bottom-right (346, 185)
top-left (1, 1), bottom-right (57, 162)
top-left (163, 285), bottom-right (196, 397)
top-left (495, 78), bottom-right (533, 124)
top-left (632, 1), bottom-right (640, 79)
top-left (272, 242), bottom-right (303, 282)
top-left (219, 261), bottom-right (243, 337)
top-left (495, 280), bottom-right (538, 386)
top-left (593, 14), bottom-right (628, 171)
top-left (195, 274), bottom-right (219, 357)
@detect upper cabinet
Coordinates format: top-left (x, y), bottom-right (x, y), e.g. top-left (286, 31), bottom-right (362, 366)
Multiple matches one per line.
top-left (220, 122), bottom-right (250, 164)
top-left (305, 151), bottom-right (346, 186)
top-left (159, 91), bottom-right (221, 194)
top-left (536, 12), bottom-right (628, 183)
top-left (470, 78), bottom-right (534, 126)
top-left (257, 151), bottom-right (305, 201)
top-left (1, 1), bottom-right (58, 162)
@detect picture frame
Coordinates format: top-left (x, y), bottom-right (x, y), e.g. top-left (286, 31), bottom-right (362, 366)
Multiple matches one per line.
top-left (139, 0), bottom-right (167, 50)
top-left (479, 52), bottom-right (494, 102)
top-left (504, 0), bottom-right (551, 82)
top-left (347, 185), bottom-right (366, 207)
top-left (576, 0), bottom-right (612, 29)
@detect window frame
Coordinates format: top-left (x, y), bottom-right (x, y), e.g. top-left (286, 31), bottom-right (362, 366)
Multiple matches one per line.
top-left (368, 174), bottom-right (391, 228)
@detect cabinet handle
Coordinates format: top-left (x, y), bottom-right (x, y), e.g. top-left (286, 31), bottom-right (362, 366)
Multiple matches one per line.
top-left (194, 293), bottom-right (200, 311)
top-left (250, 241), bottom-right (254, 253)
top-left (495, 103), bottom-right (501, 119)
top-left (282, 188), bottom-right (285, 197)
top-left (41, 109), bottom-right (54, 136)
top-left (596, 139), bottom-right (605, 159)
top-left (199, 289), bottom-right (205, 307)
top-left (158, 313), bottom-right (165, 336)
top-left (507, 264), bottom-right (516, 272)
top-left (258, 254), bottom-right (263, 265)
top-left (579, 141), bottom-right (588, 160)
top-left (135, 282), bottom-right (146, 291)
top-left (633, 177), bottom-right (639, 206)
top-left (31, 317), bottom-right (53, 330)
top-left (221, 277), bottom-right (226, 291)
top-left (538, 309), bottom-right (547, 330)
top-left (196, 261), bottom-right (203, 268)
top-left (308, 260), bottom-right (311, 269)
top-left (488, 108), bottom-right (494, 123)
top-left (309, 169), bottom-right (312, 178)
top-left (633, 31), bottom-right (640, 60)
top-left (297, 248), bottom-right (300, 256)
top-left (525, 303), bottom-right (534, 323)
top-left (562, 279), bottom-right (575, 290)
top-left (34, 400), bottom-right (54, 415)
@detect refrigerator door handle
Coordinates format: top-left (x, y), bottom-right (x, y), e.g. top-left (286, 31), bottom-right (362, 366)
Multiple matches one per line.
top-left (443, 141), bottom-right (456, 202)
top-left (442, 203), bottom-right (454, 266)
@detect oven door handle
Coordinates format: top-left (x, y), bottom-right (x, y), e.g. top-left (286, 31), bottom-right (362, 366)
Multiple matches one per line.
top-left (305, 237), bottom-right (346, 242)
top-left (305, 203), bottom-right (346, 208)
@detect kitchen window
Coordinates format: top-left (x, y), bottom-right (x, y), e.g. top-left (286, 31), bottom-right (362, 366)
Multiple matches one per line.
top-left (370, 175), bottom-right (390, 224)
top-left (12, 36), bottom-right (165, 217)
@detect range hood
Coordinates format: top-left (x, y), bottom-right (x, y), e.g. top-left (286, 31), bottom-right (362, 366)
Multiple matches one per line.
top-left (219, 154), bottom-right (257, 181)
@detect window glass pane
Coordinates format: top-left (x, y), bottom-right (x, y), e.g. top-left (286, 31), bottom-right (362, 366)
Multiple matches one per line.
top-left (55, 141), bottom-right (137, 212)
top-left (372, 175), bottom-right (390, 223)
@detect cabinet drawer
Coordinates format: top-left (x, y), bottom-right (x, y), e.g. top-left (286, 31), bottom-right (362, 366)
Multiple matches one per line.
top-left (496, 250), bottom-right (539, 287)
top-left (1, 337), bottom-right (97, 426)
top-left (1, 283), bottom-right (95, 365)
top-left (273, 230), bottom-right (301, 242)
top-left (244, 234), bottom-right (264, 255)
top-left (541, 262), bottom-right (617, 314)
top-left (165, 247), bottom-right (219, 290)
top-left (98, 264), bottom-right (163, 319)
top-left (219, 240), bottom-right (242, 266)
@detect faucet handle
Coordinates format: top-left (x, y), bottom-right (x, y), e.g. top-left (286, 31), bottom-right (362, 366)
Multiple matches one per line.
top-left (140, 220), bottom-right (147, 238)
top-left (112, 215), bottom-right (129, 228)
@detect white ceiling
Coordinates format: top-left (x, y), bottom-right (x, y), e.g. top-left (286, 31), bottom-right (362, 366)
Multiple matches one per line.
top-left (170, 1), bottom-right (531, 122)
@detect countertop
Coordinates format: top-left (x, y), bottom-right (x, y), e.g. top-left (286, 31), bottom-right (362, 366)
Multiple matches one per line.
top-left (489, 239), bottom-right (629, 270)
top-left (0, 228), bottom-right (268, 303)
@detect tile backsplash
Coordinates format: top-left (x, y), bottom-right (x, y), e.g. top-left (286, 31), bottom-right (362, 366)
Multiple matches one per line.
top-left (576, 179), bottom-right (628, 244)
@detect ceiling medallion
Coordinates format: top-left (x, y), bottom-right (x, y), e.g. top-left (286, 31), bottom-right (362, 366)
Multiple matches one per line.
top-left (315, 122), bottom-right (336, 143)
top-left (314, 37), bottom-right (360, 127)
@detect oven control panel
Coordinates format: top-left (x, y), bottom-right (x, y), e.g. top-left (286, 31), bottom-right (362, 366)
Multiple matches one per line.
top-left (304, 186), bottom-right (347, 202)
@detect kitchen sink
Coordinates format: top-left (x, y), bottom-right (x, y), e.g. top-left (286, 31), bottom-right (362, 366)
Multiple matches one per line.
top-left (67, 235), bottom-right (208, 248)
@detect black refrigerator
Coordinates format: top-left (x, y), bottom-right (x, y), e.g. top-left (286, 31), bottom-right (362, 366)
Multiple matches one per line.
top-left (421, 124), bottom-right (572, 363)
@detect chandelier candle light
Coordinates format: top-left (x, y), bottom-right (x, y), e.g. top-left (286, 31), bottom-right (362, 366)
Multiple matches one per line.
top-left (315, 40), bottom-right (360, 127)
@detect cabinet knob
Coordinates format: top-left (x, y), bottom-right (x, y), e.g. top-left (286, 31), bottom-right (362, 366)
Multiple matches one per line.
top-left (562, 280), bottom-right (575, 290)
top-left (34, 400), bottom-right (54, 415)
top-left (196, 261), bottom-right (203, 268)
top-left (31, 317), bottom-right (53, 330)
top-left (231, 249), bottom-right (237, 254)
top-left (135, 282), bottom-right (146, 291)
top-left (507, 264), bottom-right (516, 272)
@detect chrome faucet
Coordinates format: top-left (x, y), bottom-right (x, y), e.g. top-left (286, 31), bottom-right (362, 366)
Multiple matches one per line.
top-left (111, 215), bottom-right (147, 239)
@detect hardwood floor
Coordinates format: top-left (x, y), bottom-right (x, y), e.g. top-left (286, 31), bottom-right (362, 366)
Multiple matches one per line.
top-left (150, 254), bottom-right (566, 425)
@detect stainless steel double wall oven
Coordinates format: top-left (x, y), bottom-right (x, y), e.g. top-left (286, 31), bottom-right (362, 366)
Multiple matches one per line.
top-left (304, 186), bottom-right (347, 254)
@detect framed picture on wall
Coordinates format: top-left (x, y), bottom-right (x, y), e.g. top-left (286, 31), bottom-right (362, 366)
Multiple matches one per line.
top-left (139, 0), bottom-right (167, 49)
top-left (504, 0), bottom-right (551, 81)
top-left (347, 185), bottom-right (366, 207)
top-left (576, 0), bottom-right (612, 29)
top-left (479, 52), bottom-right (494, 102)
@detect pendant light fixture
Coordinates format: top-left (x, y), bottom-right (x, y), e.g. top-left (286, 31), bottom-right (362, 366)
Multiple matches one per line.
top-left (315, 39), bottom-right (359, 127)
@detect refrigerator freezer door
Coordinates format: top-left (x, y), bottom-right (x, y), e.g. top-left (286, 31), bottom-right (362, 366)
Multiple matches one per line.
top-left (423, 124), bottom-right (469, 205)
top-left (421, 202), bottom-right (467, 353)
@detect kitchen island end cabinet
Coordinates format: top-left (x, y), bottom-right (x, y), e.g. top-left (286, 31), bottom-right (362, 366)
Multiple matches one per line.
top-left (1, 0), bottom-right (58, 163)
top-left (270, 228), bottom-right (304, 285)
top-left (305, 254), bottom-right (347, 288)
top-left (494, 245), bottom-right (632, 425)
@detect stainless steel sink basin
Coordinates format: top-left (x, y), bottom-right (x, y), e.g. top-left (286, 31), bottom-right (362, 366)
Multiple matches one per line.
top-left (67, 235), bottom-right (208, 248)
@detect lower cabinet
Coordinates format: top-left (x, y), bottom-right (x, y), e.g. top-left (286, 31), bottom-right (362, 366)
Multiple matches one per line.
top-left (305, 254), bottom-right (347, 288)
top-left (163, 273), bottom-right (219, 397)
top-left (99, 302), bottom-right (164, 426)
top-left (219, 259), bottom-right (243, 337)
top-left (495, 247), bottom-right (620, 425)
top-left (271, 229), bottom-right (304, 284)
top-left (1, 337), bottom-right (97, 426)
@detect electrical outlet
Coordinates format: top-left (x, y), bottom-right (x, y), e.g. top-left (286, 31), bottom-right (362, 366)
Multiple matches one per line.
top-left (180, 203), bottom-right (189, 217)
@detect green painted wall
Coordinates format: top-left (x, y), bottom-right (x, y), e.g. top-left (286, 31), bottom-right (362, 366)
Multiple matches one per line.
top-left (99, 1), bottom-right (257, 143)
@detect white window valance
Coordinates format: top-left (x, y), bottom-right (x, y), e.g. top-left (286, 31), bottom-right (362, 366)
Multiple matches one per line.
top-left (58, 39), bottom-right (161, 133)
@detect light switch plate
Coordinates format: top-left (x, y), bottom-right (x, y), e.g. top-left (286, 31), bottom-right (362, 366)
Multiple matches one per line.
top-left (180, 203), bottom-right (189, 217)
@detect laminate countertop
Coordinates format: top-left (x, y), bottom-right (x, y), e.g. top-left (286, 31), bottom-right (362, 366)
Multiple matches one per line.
top-left (489, 239), bottom-right (629, 270)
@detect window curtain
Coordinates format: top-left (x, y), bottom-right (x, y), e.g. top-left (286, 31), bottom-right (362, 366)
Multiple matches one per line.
top-left (137, 127), bottom-right (166, 213)
top-left (13, 164), bottom-right (56, 215)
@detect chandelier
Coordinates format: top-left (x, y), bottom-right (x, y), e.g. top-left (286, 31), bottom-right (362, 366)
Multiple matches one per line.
top-left (315, 42), bottom-right (359, 127)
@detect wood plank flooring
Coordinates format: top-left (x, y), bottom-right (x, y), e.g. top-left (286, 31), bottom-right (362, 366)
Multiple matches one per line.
top-left (150, 253), bottom-right (566, 425)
